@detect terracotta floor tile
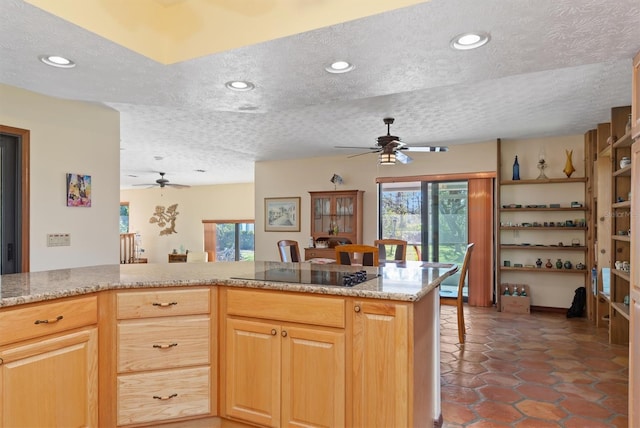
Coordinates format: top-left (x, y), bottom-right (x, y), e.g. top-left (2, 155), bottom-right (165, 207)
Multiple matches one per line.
top-left (473, 401), bottom-right (524, 423)
top-left (514, 384), bottom-right (563, 402)
top-left (440, 305), bottom-right (628, 427)
top-left (515, 399), bottom-right (567, 420)
top-left (560, 397), bottom-right (612, 419)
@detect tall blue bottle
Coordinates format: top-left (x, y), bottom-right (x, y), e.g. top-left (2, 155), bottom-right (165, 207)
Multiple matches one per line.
top-left (512, 156), bottom-right (520, 180)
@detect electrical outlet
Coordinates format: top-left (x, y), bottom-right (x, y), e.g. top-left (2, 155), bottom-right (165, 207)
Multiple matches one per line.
top-left (47, 233), bottom-right (71, 247)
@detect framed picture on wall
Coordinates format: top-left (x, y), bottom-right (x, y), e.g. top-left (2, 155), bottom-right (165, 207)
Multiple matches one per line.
top-left (265, 197), bottom-right (300, 232)
top-left (66, 173), bottom-right (91, 207)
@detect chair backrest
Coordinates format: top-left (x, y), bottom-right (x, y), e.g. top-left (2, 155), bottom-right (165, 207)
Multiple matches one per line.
top-left (186, 251), bottom-right (208, 263)
top-left (456, 243), bottom-right (475, 298)
top-left (277, 240), bottom-right (301, 262)
top-left (120, 233), bottom-right (135, 264)
top-left (374, 239), bottom-right (407, 262)
top-left (335, 244), bottom-right (379, 266)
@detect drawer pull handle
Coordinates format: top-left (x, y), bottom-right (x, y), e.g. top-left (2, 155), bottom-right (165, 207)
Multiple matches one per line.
top-left (153, 343), bottom-right (178, 349)
top-left (34, 315), bottom-right (63, 324)
top-left (153, 393), bottom-right (178, 401)
top-left (152, 302), bottom-right (178, 307)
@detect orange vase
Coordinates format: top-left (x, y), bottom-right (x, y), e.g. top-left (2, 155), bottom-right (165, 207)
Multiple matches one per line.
top-left (563, 149), bottom-right (576, 178)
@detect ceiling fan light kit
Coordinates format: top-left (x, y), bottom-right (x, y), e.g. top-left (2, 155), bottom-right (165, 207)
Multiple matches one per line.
top-left (133, 172), bottom-right (190, 189)
top-left (379, 152), bottom-right (396, 165)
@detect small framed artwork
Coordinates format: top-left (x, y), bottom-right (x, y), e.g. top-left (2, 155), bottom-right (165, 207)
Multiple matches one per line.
top-left (265, 197), bottom-right (300, 232)
top-left (66, 173), bottom-right (92, 207)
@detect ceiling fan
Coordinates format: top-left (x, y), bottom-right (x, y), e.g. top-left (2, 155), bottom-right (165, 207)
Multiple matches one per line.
top-left (336, 117), bottom-right (448, 164)
top-left (133, 172), bottom-right (190, 189)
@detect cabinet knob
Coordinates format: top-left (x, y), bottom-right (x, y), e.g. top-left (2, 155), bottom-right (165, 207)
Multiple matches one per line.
top-left (271, 329), bottom-right (277, 336)
top-left (354, 305), bottom-right (361, 313)
top-left (599, 216), bottom-right (605, 222)
top-left (600, 249), bottom-right (606, 254)
top-left (281, 330), bottom-right (288, 337)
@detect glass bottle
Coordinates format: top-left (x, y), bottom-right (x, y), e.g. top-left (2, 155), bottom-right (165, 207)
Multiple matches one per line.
top-left (512, 156), bottom-right (520, 181)
top-left (626, 114), bottom-right (632, 134)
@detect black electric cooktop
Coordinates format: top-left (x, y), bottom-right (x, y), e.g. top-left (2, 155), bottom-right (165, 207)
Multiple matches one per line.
top-left (232, 268), bottom-right (378, 287)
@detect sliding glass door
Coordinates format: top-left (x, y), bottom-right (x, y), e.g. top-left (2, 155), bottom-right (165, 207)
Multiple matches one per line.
top-left (379, 180), bottom-right (468, 266)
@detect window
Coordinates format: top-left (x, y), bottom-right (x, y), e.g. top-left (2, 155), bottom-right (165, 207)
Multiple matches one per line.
top-left (119, 202), bottom-right (129, 233)
top-left (203, 220), bottom-right (254, 261)
top-left (379, 181), bottom-right (468, 264)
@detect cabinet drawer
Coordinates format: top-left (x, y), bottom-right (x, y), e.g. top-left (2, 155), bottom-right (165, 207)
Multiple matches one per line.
top-left (0, 296), bottom-right (97, 346)
top-left (225, 288), bottom-right (345, 328)
top-left (117, 366), bottom-right (211, 426)
top-left (117, 288), bottom-right (210, 319)
top-left (118, 315), bottom-right (210, 373)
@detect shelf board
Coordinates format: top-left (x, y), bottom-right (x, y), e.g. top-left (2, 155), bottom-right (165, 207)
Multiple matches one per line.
top-left (500, 177), bottom-right (587, 185)
top-left (500, 226), bottom-right (587, 231)
top-left (612, 131), bottom-right (633, 148)
top-left (612, 201), bottom-right (631, 209)
top-left (598, 145), bottom-right (612, 158)
top-left (612, 269), bottom-right (631, 281)
top-left (500, 266), bottom-right (588, 274)
top-left (611, 302), bottom-right (630, 321)
top-left (612, 235), bottom-right (631, 242)
top-left (500, 245), bottom-right (587, 251)
top-left (612, 165), bottom-right (631, 177)
top-left (500, 207), bottom-right (586, 212)
top-left (599, 291), bottom-right (611, 303)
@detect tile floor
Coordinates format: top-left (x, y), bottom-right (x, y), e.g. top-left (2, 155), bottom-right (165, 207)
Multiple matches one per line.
top-left (440, 305), bottom-right (629, 428)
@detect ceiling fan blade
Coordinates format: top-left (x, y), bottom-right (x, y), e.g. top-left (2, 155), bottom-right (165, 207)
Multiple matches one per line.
top-left (347, 150), bottom-right (380, 158)
top-left (395, 151), bottom-right (413, 164)
top-left (335, 145), bottom-right (380, 150)
top-left (166, 183), bottom-right (190, 189)
top-left (404, 145), bottom-right (448, 152)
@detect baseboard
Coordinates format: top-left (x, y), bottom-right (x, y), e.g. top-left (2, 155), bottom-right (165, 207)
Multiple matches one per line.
top-left (531, 305), bottom-right (568, 314)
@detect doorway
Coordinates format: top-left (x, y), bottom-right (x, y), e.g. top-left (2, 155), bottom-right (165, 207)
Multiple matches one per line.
top-left (0, 125), bottom-right (30, 273)
top-left (378, 172), bottom-right (495, 307)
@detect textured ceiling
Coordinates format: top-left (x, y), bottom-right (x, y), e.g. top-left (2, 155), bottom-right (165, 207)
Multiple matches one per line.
top-left (1, 0), bottom-right (639, 188)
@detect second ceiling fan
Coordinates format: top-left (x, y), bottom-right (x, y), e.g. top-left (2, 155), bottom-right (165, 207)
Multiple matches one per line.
top-left (336, 117), bottom-right (448, 164)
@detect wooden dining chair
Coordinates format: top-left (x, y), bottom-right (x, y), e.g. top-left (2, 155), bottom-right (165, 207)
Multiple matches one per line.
top-left (440, 243), bottom-right (474, 344)
top-left (374, 238), bottom-right (407, 262)
top-left (277, 240), bottom-right (301, 262)
top-left (335, 244), bottom-right (379, 266)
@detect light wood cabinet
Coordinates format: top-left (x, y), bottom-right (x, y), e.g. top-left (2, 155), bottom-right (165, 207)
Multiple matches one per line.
top-left (306, 190), bottom-right (363, 260)
top-left (221, 288), bottom-right (345, 427)
top-left (0, 296), bottom-right (98, 428)
top-left (100, 287), bottom-right (216, 427)
top-left (351, 290), bottom-right (439, 427)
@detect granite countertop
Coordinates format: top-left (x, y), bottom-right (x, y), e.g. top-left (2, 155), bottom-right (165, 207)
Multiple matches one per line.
top-left (0, 261), bottom-right (458, 308)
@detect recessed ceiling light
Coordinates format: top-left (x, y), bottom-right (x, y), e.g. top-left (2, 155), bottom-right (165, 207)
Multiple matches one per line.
top-left (38, 55), bottom-right (76, 68)
top-left (225, 81), bottom-right (255, 91)
top-left (325, 61), bottom-right (355, 74)
top-left (450, 32), bottom-right (490, 50)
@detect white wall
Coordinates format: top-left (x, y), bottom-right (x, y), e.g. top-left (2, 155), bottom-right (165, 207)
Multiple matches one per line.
top-left (120, 183), bottom-right (254, 263)
top-left (254, 140), bottom-right (498, 261)
top-left (0, 84), bottom-right (120, 271)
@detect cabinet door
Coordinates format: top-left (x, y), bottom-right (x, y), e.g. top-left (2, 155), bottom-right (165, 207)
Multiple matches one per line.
top-left (0, 328), bottom-right (98, 428)
top-left (281, 325), bottom-right (345, 428)
top-left (311, 195), bottom-right (332, 236)
top-left (335, 195), bottom-right (355, 234)
top-left (225, 318), bottom-right (281, 427)
top-left (352, 300), bottom-right (409, 428)
top-left (630, 139), bottom-right (640, 427)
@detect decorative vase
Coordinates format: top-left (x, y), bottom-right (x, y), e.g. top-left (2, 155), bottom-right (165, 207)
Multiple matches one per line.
top-left (546, 259), bottom-right (553, 268)
top-left (512, 156), bottom-right (520, 181)
top-left (626, 114), bottom-right (633, 134)
top-left (564, 260), bottom-right (572, 269)
top-left (563, 149), bottom-right (576, 178)
top-left (535, 258), bottom-right (543, 268)
top-left (556, 258), bottom-right (563, 269)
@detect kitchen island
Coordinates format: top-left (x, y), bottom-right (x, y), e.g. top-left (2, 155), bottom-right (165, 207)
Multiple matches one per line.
top-left (0, 261), bottom-right (457, 428)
